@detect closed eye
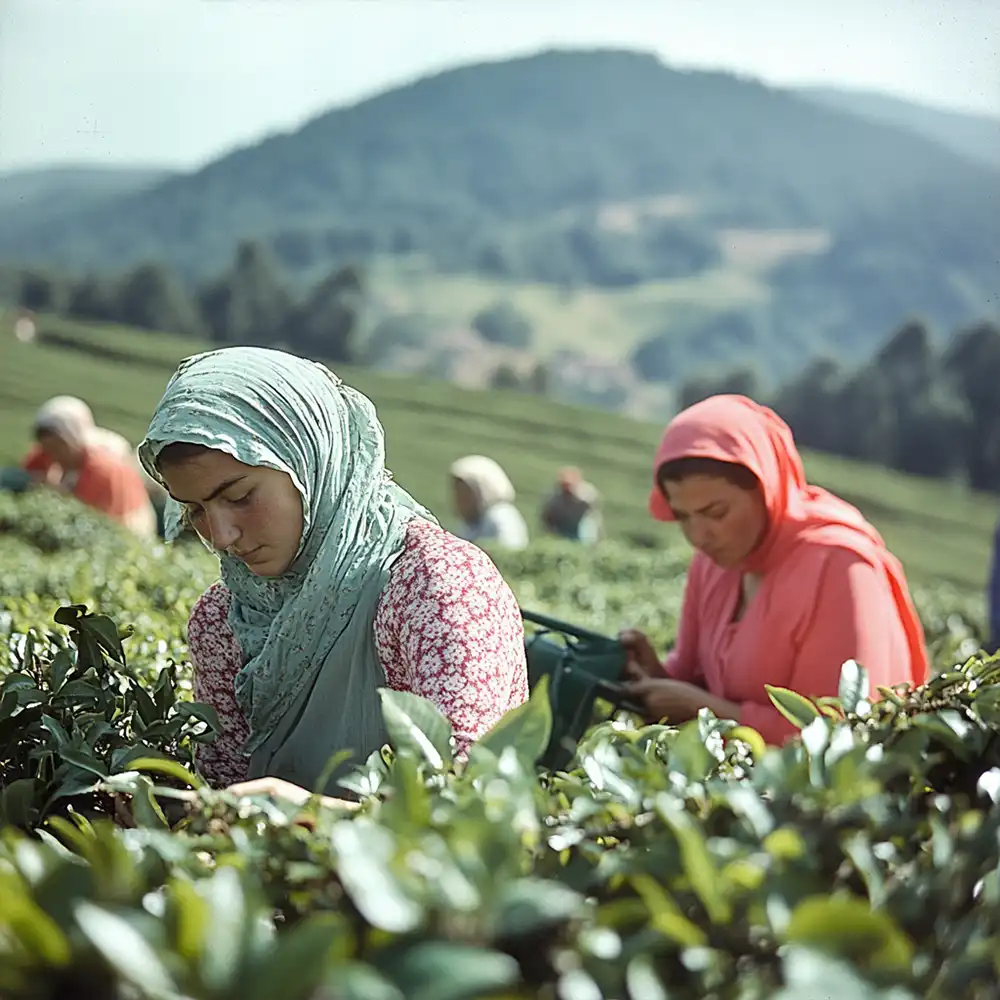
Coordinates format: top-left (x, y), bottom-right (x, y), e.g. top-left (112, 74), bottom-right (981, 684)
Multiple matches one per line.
top-left (227, 490), bottom-right (254, 507)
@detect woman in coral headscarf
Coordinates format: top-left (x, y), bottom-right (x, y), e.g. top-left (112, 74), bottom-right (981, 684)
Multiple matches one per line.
top-left (622, 394), bottom-right (929, 746)
top-left (22, 396), bottom-right (157, 539)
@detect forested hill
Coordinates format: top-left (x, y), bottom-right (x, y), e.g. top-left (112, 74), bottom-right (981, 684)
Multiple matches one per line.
top-left (3, 48), bottom-right (995, 281)
top-left (3, 49), bottom-right (997, 384)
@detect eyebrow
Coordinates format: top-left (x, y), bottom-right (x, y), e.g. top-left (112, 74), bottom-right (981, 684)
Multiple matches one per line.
top-left (168, 476), bottom-right (247, 505)
top-left (674, 499), bottom-right (728, 517)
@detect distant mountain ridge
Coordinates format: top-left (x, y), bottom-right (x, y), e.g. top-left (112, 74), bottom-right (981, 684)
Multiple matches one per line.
top-left (0, 164), bottom-right (177, 234)
top-left (2, 48), bottom-right (996, 385)
top-left (3, 50), bottom-right (994, 271)
top-left (795, 85), bottom-right (1000, 170)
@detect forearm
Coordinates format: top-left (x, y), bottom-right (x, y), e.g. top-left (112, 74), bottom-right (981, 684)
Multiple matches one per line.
top-left (696, 689), bottom-right (741, 724)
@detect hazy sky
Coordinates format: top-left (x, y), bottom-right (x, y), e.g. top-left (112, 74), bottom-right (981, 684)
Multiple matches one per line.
top-left (2, 0), bottom-right (999, 172)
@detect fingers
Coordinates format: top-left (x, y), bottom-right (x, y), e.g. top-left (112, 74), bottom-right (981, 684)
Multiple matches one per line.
top-left (623, 677), bottom-right (653, 696)
top-left (624, 659), bottom-right (643, 681)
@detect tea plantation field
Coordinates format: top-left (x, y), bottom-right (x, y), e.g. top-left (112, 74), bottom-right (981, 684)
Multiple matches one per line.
top-left (1, 310), bottom-right (997, 596)
top-left (2, 316), bottom-right (999, 1000)
top-left (1, 490), bottom-right (999, 999)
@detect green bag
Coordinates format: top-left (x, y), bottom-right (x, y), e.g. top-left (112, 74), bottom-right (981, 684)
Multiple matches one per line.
top-left (521, 609), bottom-right (645, 771)
top-left (0, 467), bottom-right (32, 494)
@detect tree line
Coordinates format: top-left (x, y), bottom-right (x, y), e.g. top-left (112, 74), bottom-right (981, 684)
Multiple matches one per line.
top-left (4, 241), bottom-right (364, 363)
top-left (7, 247), bottom-right (1000, 493)
top-left (680, 317), bottom-right (1000, 491)
top-left (3, 238), bottom-right (550, 367)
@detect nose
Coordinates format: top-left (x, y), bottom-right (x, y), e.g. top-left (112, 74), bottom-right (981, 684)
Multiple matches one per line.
top-left (687, 519), bottom-right (715, 554)
top-left (203, 507), bottom-right (241, 553)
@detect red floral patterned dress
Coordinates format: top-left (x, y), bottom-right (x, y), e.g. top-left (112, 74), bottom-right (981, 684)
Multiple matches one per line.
top-left (186, 518), bottom-right (529, 786)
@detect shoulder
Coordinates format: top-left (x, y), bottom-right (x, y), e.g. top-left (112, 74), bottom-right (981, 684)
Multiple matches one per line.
top-left (482, 502), bottom-right (529, 547)
top-left (486, 501), bottom-right (526, 525)
top-left (390, 517), bottom-right (512, 595)
top-left (785, 539), bottom-right (877, 576)
top-left (377, 519), bottom-right (524, 663)
top-left (188, 580), bottom-right (233, 636)
top-left (778, 541), bottom-right (887, 606)
top-left (22, 445), bottom-right (50, 473)
top-left (377, 519), bottom-right (523, 637)
top-left (80, 446), bottom-right (141, 489)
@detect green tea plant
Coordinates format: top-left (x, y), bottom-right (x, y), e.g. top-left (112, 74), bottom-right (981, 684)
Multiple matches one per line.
top-left (0, 604), bottom-right (218, 829)
top-left (2, 489), bottom-right (998, 1000)
top-left (1, 656), bottom-right (998, 999)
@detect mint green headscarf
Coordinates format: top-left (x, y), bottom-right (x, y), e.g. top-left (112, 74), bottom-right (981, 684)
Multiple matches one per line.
top-left (138, 346), bottom-right (437, 793)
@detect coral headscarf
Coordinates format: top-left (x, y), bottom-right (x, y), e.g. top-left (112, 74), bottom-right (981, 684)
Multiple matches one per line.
top-left (649, 394), bottom-right (929, 686)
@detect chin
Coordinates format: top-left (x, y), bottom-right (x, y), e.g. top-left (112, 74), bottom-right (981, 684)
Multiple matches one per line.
top-left (248, 563), bottom-right (280, 577)
top-left (249, 556), bottom-right (294, 577)
top-left (704, 551), bottom-right (736, 570)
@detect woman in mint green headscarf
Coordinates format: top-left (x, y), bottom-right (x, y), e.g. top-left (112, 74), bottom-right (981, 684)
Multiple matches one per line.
top-left (140, 346), bottom-right (528, 801)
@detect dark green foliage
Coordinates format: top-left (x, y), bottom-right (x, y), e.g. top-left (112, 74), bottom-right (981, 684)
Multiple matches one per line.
top-left (66, 273), bottom-right (120, 324)
top-left (284, 263), bottom-right (364, 362)
top-left (472, 299), bottom-right (534, 349)
top-left (0, 628), bottom-right (998, 997)
top-left (8, 242), bottom-right (368, 360)
top-left (198, 240), bottom-right (293, 345)
top-left (489, 363), bottom-right (523, 390)
top-left (0, 603), bottom-right (217, 829)
top-left (1, 484), bottom-right (998, 998)
top-left (115, 261), bottom-right (204, 338)
top-left (16, 269), bottom-right (70, 314)
top-left (681, 317), bottom-right (1000, 490)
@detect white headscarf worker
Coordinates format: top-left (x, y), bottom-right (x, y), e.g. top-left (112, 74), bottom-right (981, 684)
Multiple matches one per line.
top-left (449, 455), bottom-right (529, 551)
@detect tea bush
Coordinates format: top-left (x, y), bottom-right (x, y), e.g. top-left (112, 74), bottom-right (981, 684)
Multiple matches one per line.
top-left (1, 490), bottom-right (987, 675)
top-left (2, 490), bottom-right (998, 1000)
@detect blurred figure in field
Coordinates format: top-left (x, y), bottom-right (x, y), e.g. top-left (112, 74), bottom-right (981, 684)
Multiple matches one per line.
top-left (24, 396), bottom-right (168, 508)
top-left (540, 466), bottom-right (602, 544)
top-left (450, 455), bottom-right (529, 551)
top-left (24, 397), bottom-right (134, 486)
top-left (21, 396), bottom-right (159, 539)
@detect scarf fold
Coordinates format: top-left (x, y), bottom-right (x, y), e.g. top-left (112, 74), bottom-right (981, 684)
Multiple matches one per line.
top-left (139, 346), bottom-right (437, 791)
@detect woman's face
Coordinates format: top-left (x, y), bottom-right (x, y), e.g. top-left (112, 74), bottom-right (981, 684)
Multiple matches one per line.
top-left (452, 476), bottom-right (481, 523)
top-left (662, 473), bottom-right (768, 569)
top-left (160, 448), bottom-right (304, 576)
top-left (37, 430), bottom-right (81, 470)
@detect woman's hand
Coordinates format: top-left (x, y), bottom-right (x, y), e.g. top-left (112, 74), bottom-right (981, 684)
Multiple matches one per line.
top-left (225, 776), bottom-right (360, 812)
top-left (619, 628), bottom-right (664, 681)
top-left (623, 677), bottom-right (709, 724)
top-left (623, 678), bottom-right (742, 727)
